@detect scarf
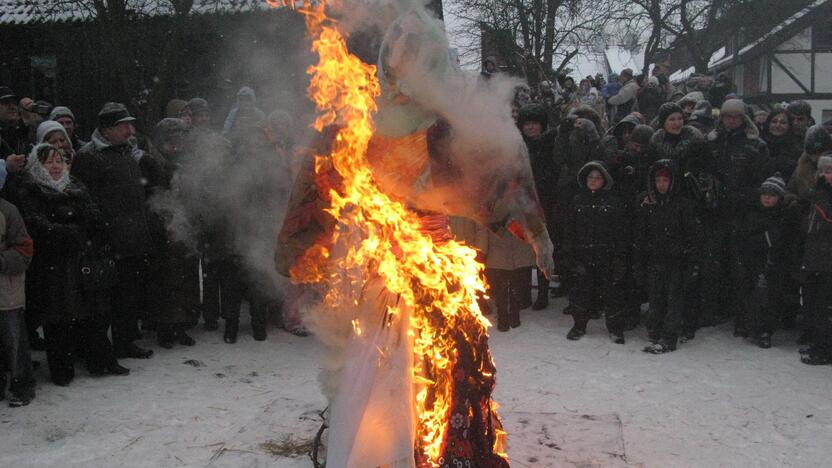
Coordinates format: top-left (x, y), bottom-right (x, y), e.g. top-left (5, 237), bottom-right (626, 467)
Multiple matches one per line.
top-left (26, 143), bottom-right (71, 192)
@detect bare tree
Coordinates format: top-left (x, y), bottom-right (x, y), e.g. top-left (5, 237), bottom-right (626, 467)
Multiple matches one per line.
top-left (448, 0), bottom-right (630, 80)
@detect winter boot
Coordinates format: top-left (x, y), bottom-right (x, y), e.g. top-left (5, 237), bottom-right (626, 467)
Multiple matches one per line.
top-left (107, 363), bottom-right (131, 375)
top-left (532, 293), bottom-right (549, 311)
top-left (680, 329), bottom-right (696, 344)
top-left (252, 320), bottom-right (267, 341)
top-left (509, 308), bottom-right (521, 329)
top-left (609, 331), bottom-right (625, 345)
top-left (224, 319), bottom-right (239, 344)
top-left (756, 333), bottom-right (772, 349)
top-left (157, 325), bottom-right (176, 349)
top-left (643, 337), bottom-right (677, 354)
top-left (801, 348), bottom-right (832, 365)
top-left (114, 343), bottom-right (153, 359)
top-left (8, 379), bottom-right (34, 407)
top-left (175, 326), bottom-right (196, 346)
top-left (566, 320), bottom-right (587, 340)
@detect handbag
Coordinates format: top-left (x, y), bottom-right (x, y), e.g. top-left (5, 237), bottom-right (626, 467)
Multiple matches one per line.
top-left (79, 244), bottom-right (118, 292)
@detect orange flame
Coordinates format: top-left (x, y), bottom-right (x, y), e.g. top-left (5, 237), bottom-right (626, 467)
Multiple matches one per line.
top-left (272, 1), bottom-right (508, 465)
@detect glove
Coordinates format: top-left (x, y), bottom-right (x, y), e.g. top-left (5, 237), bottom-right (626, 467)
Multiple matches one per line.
top-left (529, 231), bottom-right (555, 280)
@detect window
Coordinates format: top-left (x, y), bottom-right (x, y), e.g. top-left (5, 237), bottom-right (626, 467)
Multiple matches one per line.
top-left (814, 24), bottom-right (832, 49)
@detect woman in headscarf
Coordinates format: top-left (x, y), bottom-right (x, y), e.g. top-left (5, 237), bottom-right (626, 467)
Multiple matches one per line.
top-left (17, 144), bottom-right (128, 386)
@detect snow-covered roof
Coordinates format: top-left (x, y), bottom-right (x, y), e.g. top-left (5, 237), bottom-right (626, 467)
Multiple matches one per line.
top-left (709, 0), bottom-right (830, 69)
top-left (569, 46), bottom-right (644, 80)
top-left (669, 66), bottom-right (695, 82)
top-left (0, 0), bottom-right (274, 26)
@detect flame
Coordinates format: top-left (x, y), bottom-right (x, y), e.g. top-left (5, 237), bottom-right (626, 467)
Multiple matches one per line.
top-left (272, 1), bottom-right (508, 465)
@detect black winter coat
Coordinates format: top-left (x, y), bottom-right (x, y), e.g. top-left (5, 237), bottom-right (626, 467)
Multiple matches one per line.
top-left (525, 130), bottom-right (559, 226)
top-left (0, 120), bottom-right (31, 159)
top-left (71, 130), bottom-right (152, 259)
top-left (17, 177), bottom-right (102, 324)
top-left (732, 202), bottom-right (800, 274)
top-left (633, 163), bottom-right (697, 274)
top-left (562, 163), bottom-right (629, 276)
top-left (802, 181), bottom-right (832, 273)
top-left (647, 126), bottom-right (706, 170)
top-left (762, 134), bottom-right (803, 181)
top-left (708, 123), bottom-right (770, 216)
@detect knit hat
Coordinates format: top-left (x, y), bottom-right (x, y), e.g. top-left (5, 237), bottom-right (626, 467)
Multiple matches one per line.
top-left (165, 99), bottom-right (188, 118)
top-left (518, 104), bottom-right (548, 129)
top-left (630, 124), bottom-right (654, 146)
top-left (720, 99), bottom-right (746, 116)
top-left (98, 102), bottom-right (136, 129)
top-left (152, 118), bottom-right (187, 147)
top-left (655, 167), bottom-right (672, 179)
top-left (679, 91), bottom-right (705, 107)
top-left (804, 124), bottom-right (832, 154)
top-left (760, 173), bottom-right (786, 196)
top-left (187, 97), bottom-right (211, 115)
top-left (620, 68), bottom-right (634, 79)
top-left (819, 153), bottom-right (832, 171)
top-left (657, 102), bottom-right (684, 128)
top-left (787, 100), bottom-right (812, 117)
top-left (36, 120), bottom-right (69, 144)
top-left (49, 106), bottom-right (75, 122)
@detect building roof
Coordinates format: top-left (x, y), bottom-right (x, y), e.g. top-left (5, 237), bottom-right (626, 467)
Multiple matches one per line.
top-left (0, 0), bottom-right (276, 26)
top-left (709, 0), bottom-right (831, 70)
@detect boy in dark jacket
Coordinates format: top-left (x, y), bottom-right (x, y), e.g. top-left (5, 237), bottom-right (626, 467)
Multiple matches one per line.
top-left (731, 174), bottom-right (800, 348)
top-left (561, 161), bottom-right (629, 343)
top-left (0, 160), bottom-right (35, 406)
top-left (635, 160), bottom-right (697, 354)
top-left (800, 155), bottom-right (832, 365)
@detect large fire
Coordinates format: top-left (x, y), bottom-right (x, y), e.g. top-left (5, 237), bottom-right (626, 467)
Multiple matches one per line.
top-left (273, 1), bottom-right (508, 465)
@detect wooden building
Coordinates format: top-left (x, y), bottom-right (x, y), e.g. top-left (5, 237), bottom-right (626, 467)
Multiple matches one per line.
top-left (0, 1), bottom-right (311, 135)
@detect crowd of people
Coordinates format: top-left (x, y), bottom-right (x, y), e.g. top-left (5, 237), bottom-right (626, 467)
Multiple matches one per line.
top-left (1, 63), bottom-right (832, 409)
top-left (470, 67), bottom-right (832, 364)
top-left (0, 85), bottom-right (305, 408)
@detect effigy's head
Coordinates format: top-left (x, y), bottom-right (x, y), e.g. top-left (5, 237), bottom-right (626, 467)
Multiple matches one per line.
top-left (374, 7), bottom-right (451, 136)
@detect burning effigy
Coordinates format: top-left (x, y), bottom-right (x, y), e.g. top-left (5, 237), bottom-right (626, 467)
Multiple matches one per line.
top-left (274, 0), bottom-right (554, 466)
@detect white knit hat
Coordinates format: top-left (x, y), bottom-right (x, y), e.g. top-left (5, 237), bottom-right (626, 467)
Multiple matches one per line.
top-left (35, 120), bottom-right (69, 144)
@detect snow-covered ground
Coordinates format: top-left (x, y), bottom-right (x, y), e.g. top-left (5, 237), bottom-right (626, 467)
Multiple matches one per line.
top-left (2, 298), bottom-right (831, 467)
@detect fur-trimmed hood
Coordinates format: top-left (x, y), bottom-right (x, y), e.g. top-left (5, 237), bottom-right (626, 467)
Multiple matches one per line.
top-left (577, 160), bottom-right (613, 190)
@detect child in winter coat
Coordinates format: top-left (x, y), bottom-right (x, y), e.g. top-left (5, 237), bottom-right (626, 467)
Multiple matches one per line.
top-left (560, 161), bottom-right (629, 343)
top-left (0, 160), bottom-right (35, 406)
top-left (730, 174), bottom-right (800, 348)
top-left (800, 155), bottom-right (832, 365)
top-left (475, 223), bottom-right (536, 331)
top-left (635, 160), bottom-right (697, 354)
